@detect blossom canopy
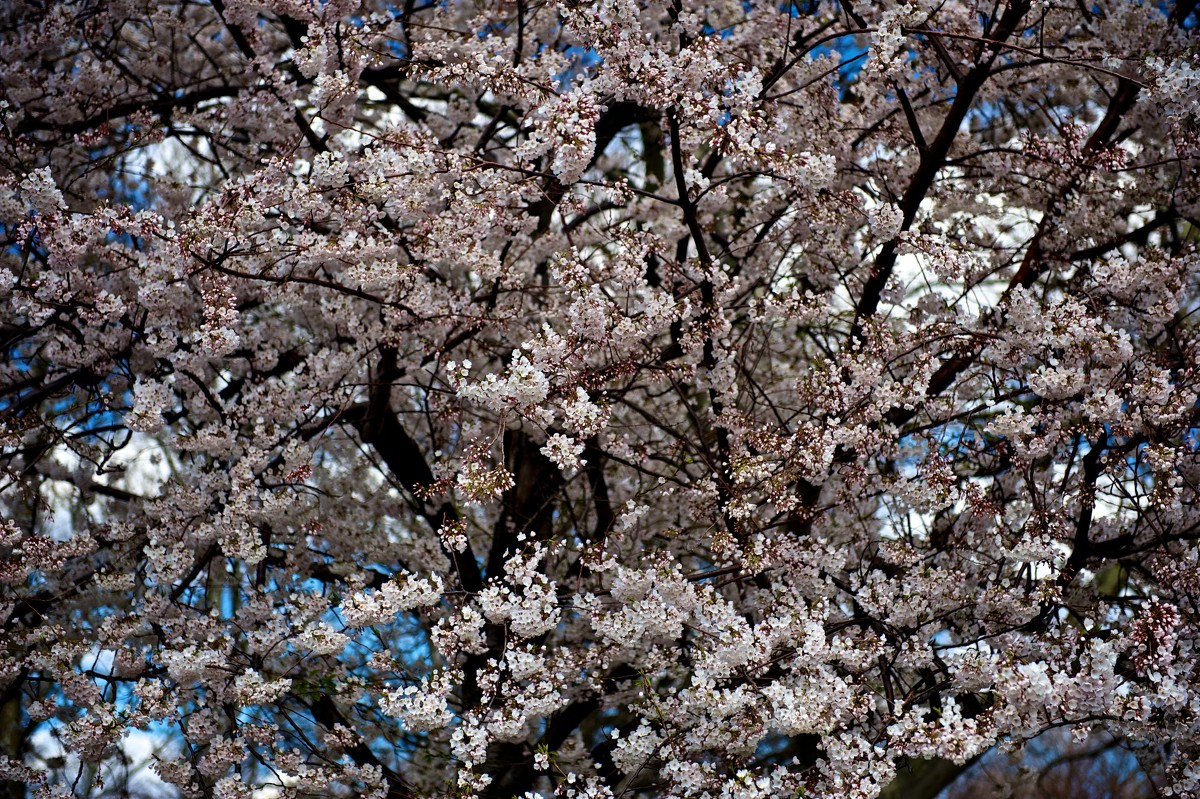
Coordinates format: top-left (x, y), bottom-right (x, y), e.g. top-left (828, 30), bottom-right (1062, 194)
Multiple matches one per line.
top-left (1, 0), bottom-right (1200, 798)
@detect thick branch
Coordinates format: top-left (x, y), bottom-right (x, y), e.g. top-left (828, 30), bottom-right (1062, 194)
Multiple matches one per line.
top-left (851, 0), bottom-right (1033, 341)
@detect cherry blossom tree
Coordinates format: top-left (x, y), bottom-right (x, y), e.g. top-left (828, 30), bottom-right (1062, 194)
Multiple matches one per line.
top-left (2, 0), bottom-right (1199, 797)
